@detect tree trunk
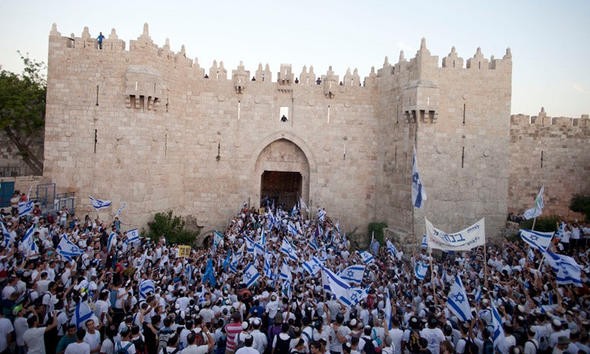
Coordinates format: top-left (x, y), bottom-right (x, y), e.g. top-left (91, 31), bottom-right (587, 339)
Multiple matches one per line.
top-left (3, 126), bottom-right (43, 175)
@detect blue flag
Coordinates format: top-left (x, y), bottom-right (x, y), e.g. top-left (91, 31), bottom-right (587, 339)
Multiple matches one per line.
top-left (411, 147), bottom-right (427, 208)
top-left (203, 258), bottom-right (217, 287)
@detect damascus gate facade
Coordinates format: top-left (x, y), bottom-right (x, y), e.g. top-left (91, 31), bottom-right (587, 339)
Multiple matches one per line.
top-left (43, 23), bottom-right (590, 245)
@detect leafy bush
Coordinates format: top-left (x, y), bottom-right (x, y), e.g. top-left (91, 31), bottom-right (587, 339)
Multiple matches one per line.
top-left (368, 222), bottom-right (388, 245)
top-left (519, 215), bottom-right (560, 232)
top-left (146, 210), bottom-right (200, 245)
top-left (570, 194), bottom-right (590, 222)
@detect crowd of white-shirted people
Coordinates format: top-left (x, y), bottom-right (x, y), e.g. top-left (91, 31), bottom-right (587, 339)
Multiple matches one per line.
top-left (0, 194), bottom-right (590, 354)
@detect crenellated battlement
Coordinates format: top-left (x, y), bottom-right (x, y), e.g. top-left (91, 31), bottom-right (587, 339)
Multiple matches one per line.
top-left (511, 108), bottom-right (590, 131)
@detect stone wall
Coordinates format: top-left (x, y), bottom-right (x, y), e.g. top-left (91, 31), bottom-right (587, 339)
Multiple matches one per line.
top-left (509, 110), bottom-right (590, 220)
top-left (0, 130), bottom-right (44, 177)
top-left (47, 23), bottom-right (577, 244)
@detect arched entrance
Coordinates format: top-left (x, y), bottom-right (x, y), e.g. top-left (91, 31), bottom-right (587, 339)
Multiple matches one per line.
top-left (255, 138), bottom-right (310, 210)
top-left (260, 171), bottom-right (302, 210)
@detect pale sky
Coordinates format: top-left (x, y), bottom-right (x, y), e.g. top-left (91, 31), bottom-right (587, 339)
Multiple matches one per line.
top-left (1, 0), bottom-right (588, 117)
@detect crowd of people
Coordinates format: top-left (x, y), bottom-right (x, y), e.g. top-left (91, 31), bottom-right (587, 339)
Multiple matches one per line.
top-left (0, 199), bottom-right (589, 354)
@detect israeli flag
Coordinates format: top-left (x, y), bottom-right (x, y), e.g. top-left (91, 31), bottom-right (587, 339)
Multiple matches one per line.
top-left (88, 195), bottom-right (112, 210)
top-left (264, 255), bottom-right (274, 279)
top-left (359, 250), bottom-right (374, 264)
top-left (279, 262), bottom-right (292, 282)
top-left (282, 279), bottom-right (292, 299)
top-left (280, 239), bottom-right (299, 262)
top-left (384, 288), bottom-right (393, 330)
top-left (139, 279), bottom-right (155, 300)
top-left (519, 229), bottom-right (553, 251)
top-left (321, 267), bottom-right (351, 301)
top-left (338, 265), bottom-right (365, 285)
top-left (473, 286), bottom-right (482, 303)
top-left (213, 231), bottom-right (224, 248)
top-left (303, 258), bottom-right (322, 276)
top-left (414, 261), bottom-right (429, 280)
top-left (242, 263), bottom-right (260, 288)
top-left (267, 211), bottom-right (276, 230)
top-left (57, 235), bottom-right (84, 261)
top-left (1, 222), bottom-right (11, 247)
top-left (21, 224), bottom-right (37, 254)
top-left (420, 234), bottom-right (428, 249)
top-left (411, 147), bottom-right (427, 208)
top-left (386, 240), bottom-right (398, 258)
top-left (115, 202), bottom-right (126, 217)
top-left (74, 301), bottom-right (94, 329)
top-left (287, 222), bottom-right (299, 237)
top-left (18, 201), bottom-right (34, 218)
top-left (343, 287), bottom-right (369, 308)
top-left (299, 197), bottom-right (309, 213)
top-left (523, 186), bottom-right (544, 220)
top-left (317, 209), bottom-right (326, 222)
top-left (490, 302), bottom-right (505, 351)
top-left (543, 249), bottom-right (582, 287)
top-left (125, 229), bottom-right (141, 245)
top-left (447, 275), bottom-right (473, 322)
top-left (107, 232), bottom-right (117, 252)
top-left (244, 235), bottom-right (256, 254)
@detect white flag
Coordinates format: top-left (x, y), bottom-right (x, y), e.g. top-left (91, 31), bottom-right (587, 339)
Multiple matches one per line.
top-left (242, 263), bottom-right (260, 288)
top-left (523, 186), bottom-right (544, 220)
top-left (338, 265), bottom-right (365, 285)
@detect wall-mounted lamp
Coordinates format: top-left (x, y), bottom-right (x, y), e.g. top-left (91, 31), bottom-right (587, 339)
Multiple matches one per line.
top-left (216, 142), bottom-right (221, 161)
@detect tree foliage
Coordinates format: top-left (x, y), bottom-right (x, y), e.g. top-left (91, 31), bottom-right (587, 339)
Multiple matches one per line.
top-left (570, 194), bottom-right (590, 222)
top-left (0, 52), bottom-right (46, 175)
top-left (145, 210), bottom-right (200, 245)
top-left (519, 215), bottom-right (560, 232)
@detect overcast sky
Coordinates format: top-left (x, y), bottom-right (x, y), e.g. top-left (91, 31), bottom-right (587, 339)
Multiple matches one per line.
top-left (1, 0), bottom-right (588, 117)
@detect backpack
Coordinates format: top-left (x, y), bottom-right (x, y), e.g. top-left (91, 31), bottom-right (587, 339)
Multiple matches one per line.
top-left (362, 336), bottom-right (378, 354)
top-left (132, 336), bottom-right (146, 354)
top-left (463, 337), bottom-right (478, 354)
top-left (275, 335), bottom-right (291, 354)
top-left (116, 342), bottom-right (133, 354)
top-left (194, 330), bottom-right (207, 347)
top-left (407, 330), bottom-right (422, 354)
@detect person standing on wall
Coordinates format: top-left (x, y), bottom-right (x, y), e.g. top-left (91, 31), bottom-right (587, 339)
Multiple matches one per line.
top-left (97, 32), bottom-right (105, 49)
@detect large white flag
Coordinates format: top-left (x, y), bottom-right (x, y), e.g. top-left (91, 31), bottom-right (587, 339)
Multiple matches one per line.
top-left (280, 239), bottom-right (299, 261)
top-left (523, 186), bottom-right (544, 220)
top-left (411, 147), bottom-right (427, 208)
top-left (519, 229), bottom-right (553, 251)
top-left (425, 218), bottom-right (486, 251)
top-left (447, 275), bottom-right (473, 322)
top-left (542, 249), bottom-right (582, 287)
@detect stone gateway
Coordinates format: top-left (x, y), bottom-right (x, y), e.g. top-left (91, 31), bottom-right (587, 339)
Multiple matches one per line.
top-left (43, 24), bottom-right (589, 245)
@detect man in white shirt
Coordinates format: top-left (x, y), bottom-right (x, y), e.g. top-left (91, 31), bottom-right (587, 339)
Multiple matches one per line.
top-left (0, 312), bottom-right (14, 354)
top-left (65, 328), bottom-right (91, 354)
top-left (23, 313), bottom-right (58, 354)
top-left (83, 319), bottom-right (101, 354)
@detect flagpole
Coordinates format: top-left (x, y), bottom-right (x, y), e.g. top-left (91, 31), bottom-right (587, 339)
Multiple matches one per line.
top-left (429, 246), bottom-right (435, 295)
top-left (483, 244), bottom-right (488, 288)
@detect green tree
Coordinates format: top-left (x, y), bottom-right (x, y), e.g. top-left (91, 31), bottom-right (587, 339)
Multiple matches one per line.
top-left (570, 194), bottom-right (590, 222)
top-left (145, 210), bottom-right (200, 245)
top-left (0, 52), bottom-right (46, 175)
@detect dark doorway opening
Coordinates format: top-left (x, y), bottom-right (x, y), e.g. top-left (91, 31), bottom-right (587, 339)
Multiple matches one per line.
top-left (260, 171), bottom-right (302, 210)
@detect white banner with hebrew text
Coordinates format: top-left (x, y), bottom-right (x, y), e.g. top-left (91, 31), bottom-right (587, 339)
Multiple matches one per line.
top-left (425, 217), bottom-right (485, 251)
